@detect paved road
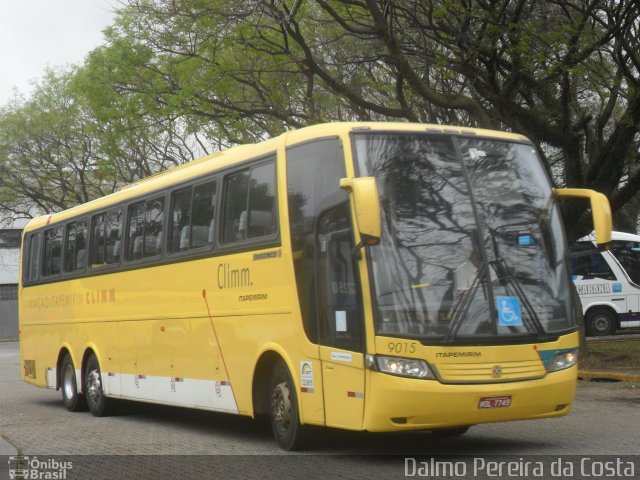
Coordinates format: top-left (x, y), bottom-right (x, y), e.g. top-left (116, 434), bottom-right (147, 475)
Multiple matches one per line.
top-left (1, 340), bottom-right (639, 479)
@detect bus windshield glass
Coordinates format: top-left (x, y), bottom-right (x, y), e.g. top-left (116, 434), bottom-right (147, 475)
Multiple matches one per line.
top-left (608, 240), bottom-right (640, 285)
top-left (354, 133), bottom-right (573, 343)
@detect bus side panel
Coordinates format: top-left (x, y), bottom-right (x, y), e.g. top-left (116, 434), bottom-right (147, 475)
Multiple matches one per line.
top-left (204, 248), bottom-right (325, 422)
top-left (19, 285), bottom-right (120, 392)
top-left (28, 246), bottom-right (325, 420)
top-left (20, 323), bottom-right (60, 388)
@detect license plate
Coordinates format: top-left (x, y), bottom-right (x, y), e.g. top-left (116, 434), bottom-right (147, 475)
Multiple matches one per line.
top-left (478, 395), bottom-right (512, 409)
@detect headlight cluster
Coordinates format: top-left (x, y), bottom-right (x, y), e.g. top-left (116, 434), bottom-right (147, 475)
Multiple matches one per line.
top-left (368, 354), bottom-right (435, 379)
top-left (547, 348), bottom-right (579, 372)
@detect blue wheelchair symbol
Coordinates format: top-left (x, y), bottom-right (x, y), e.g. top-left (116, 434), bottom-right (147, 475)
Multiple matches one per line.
top-left (496, 296), bottom-right (523, 327)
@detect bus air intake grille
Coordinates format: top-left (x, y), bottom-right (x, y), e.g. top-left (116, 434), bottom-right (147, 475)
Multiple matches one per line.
top-left (436, 360), bottom-right (546, 384)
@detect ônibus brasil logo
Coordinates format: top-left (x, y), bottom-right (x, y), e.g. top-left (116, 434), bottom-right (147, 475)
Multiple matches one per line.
top-left (8, 456), bottom-right (73, 480)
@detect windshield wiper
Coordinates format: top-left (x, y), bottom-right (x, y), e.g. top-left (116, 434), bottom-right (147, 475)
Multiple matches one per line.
top-left (442, 261), bottom-right (488, 344)
top-left (492, 258), bottom-right (547, 341)
top-left (487, 228), bottom-right (547, 341)
top-left (443, 231), bottom-right (548, 343)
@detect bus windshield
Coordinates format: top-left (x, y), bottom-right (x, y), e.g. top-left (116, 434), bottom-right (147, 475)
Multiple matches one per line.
top-left (354, 133), bottom-right (573, 343)
top-left (608, 240), bottom-right (640, 285)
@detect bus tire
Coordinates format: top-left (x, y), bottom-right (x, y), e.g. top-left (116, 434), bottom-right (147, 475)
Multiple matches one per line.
top-left (61, 353), bottom-right (86, 412)
top-left (585, 308), bottom-right (617, 336)
top-left (269, 361), bottom-right (309, 451)
top-left (84, 354), bottom-right (115, 417)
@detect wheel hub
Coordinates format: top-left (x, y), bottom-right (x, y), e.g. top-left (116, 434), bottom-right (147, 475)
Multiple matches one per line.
top-left (271, 381), bottom-right (292, 432)
top-left (62, 365), bottom-right (75, 399)
top-left (86, 370), bottom-right (102, 402)
top-left (593, 315), bottom-right (610, 333)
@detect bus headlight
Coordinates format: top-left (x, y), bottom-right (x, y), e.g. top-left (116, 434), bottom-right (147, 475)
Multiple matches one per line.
top-left (548, 349), bottom-right (579, 372)
top-left (368, 355), bottom-right (435, 379)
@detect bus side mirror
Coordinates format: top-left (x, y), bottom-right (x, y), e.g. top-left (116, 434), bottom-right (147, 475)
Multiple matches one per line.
top-left (554, 188), bottom-right (612, 246)
top-left (339, 177), bottom-right (381, 245)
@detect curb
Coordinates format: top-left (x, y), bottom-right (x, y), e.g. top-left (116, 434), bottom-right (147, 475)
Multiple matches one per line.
top-left (578, 370), bottom-right (640, 382)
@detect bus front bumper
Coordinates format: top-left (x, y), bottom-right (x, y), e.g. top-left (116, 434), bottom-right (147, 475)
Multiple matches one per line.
top-left (363, 366), bottom-right (577, 432)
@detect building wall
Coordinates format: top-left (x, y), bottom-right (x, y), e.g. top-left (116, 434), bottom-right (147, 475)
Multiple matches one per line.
top-left (0, 248), bottom-right (20, 284)
top-left (0, 220), bottom-right (26, 339)
top-left (0, 284), bottom-right (18, 339)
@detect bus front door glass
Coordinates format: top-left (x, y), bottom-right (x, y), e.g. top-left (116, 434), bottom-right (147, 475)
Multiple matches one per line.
top-left (316, 203), bottom-right (365, 429)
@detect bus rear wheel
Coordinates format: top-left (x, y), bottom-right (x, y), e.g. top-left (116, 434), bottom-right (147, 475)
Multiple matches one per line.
top-left (269, 361), bottom-right (309, 451)
top-left (61, 353), bottom-right (86, 412)
top-left (585, 308), bottom-right (617, 336)
top-left (85, 354), bottom-right (115, 417)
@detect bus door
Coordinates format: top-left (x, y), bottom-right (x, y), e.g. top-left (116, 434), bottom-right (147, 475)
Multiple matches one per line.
top-left (316, 207), bottom-right (366, 430)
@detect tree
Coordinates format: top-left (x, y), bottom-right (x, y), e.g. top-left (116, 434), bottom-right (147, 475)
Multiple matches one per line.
top-left (2, 0), bottom-right (638, 236)
top-left (0, 67), bottom-right (206, 221)
top-left (95, 0), bottom-right (639, 238)
top-left (267, 0), bottom-right (640, 238)
top-left (0, 69), bottom-right (108, 217)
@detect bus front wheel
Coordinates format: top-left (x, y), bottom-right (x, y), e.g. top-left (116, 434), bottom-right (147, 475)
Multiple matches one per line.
top-left (269, 361), bottom-right (309, 451)
top-left (61, 353), bottom-right (86, 412)
top-left (585, 308), bottom-right (617, 336)
top-left (84, 354), bottom-right (115, 417)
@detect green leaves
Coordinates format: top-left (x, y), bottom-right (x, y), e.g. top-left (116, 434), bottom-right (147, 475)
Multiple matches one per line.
top-left (1, 0), bottom-right (639, 235)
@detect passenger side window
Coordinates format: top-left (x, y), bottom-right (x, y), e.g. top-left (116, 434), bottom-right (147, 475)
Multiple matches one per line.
top-left (64, 220), bottom-right (88, 272)
top-left (24, 234), bottom-right (42, 283)
top-left (92, 213), bottom-right (107, 266)
top-left (105, 209), bottom-right (123, 265)
top-left (192, 181), bottom-right (217, 248)
top-left (127, 197), bottom-right (165, 261)
top-left (43, 227), bottom-right (63, 277)
top-left (170, 188), bottom-right (191, 253)
top-left (222, 159), bottom-right (277, 244)
top-left (91, 209), bottom-right (123, 268)
top-left (169, 180), bottom-right (217, 253)
top-left (127, 202), bottom-right (145, 261)
top-left (145, 197), bottom-right (165, 259)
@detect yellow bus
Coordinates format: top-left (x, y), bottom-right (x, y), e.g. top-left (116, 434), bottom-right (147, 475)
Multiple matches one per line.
top-left (19, 122), bottom-right (611, 450)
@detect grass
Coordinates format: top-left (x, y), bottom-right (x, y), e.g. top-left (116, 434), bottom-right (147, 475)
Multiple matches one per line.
top-left (580, 339), bottom-right (640, 370)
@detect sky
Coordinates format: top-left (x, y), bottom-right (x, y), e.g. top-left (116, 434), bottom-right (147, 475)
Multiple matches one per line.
top-left (0, 0), bottom-right (116, 106)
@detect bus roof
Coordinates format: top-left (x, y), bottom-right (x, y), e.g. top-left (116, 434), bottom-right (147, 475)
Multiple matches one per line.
top-left (22, 122), bottom-right (532, 232)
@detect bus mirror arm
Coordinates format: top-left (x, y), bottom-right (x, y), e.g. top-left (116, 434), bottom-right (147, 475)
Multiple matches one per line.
top-left (553, 188), bottom-right (613, 246)
top-left (339, 177), bottom-right (382, 253)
